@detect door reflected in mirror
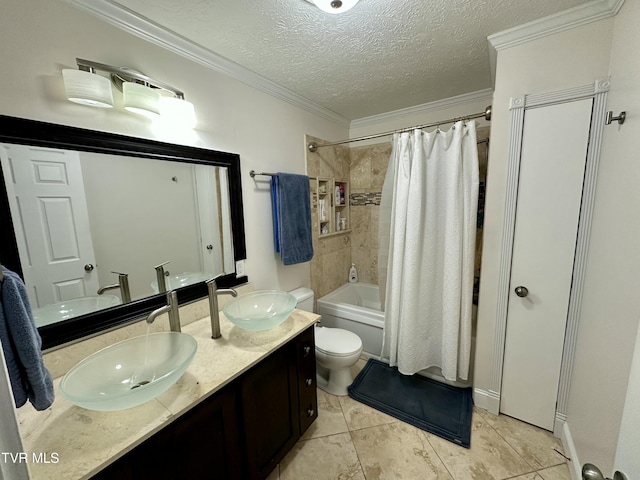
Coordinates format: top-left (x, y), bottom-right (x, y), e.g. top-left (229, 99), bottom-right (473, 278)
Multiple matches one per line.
top-left (1, 143), bottom-right (234, 327)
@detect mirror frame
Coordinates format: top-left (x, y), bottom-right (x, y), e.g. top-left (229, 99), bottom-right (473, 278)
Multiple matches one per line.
top-left (0, 115), bottom-right (247, 350)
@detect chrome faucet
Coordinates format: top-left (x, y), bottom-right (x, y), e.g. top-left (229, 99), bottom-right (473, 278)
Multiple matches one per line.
top-left (146, 290), bottom-right (181, 332)
top-left (97, 271), bottom-right (131, 303)
top-left (206, 276), bottom-right (237, 339)
top-left (154, 261), bottom-right (170, 293)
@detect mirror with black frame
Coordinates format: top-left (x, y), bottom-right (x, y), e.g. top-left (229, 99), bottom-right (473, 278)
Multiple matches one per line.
top-left (0, 115), bottom-right (247, 350)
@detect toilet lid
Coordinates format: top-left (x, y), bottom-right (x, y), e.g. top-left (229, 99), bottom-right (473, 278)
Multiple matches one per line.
top-left (315, 327), bottom-right (362, 357)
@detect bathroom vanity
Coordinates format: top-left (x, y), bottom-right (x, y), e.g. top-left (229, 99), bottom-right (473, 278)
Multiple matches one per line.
top-left (92, 325), bottom-right (317, 480)
top-left (17, 308), bottom-right (319, 480)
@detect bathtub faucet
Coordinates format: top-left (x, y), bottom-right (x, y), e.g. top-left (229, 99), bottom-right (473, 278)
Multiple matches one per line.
top-left (206, 275), bottom-right (237, 339)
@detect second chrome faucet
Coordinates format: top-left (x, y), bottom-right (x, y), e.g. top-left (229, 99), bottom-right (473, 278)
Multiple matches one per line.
top-left (206, 276), bottom-right (237, 339)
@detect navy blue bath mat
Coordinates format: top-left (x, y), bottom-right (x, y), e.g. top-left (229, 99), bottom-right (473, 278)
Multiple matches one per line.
top-left (348, 359), bottom-right (473, 448)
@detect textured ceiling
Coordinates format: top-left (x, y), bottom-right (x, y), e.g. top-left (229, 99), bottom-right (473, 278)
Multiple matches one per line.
top-left (113, 0), bottom-right (593, 120)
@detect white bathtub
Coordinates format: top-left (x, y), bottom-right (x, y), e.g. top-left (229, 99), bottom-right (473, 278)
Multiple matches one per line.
top-left (317, 282), bottom-right (384, 356)
top-left (316, 282), bottom-right (474, 388)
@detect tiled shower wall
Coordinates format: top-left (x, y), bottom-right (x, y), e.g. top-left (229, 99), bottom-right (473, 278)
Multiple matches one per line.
top-left (306, 135), bottom-right (352, 305)
top-left (306, 127), bottom-right (489, 307)
top-left (349, 143), bottom-right (392, 284)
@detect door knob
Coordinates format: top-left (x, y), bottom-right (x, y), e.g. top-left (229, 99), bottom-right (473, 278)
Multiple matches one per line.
top-left (84, 264), bottom-right (94, 272)
top-left (206, 244), bottom-right (213, 251)
top-left (514, 286), bottom-right (529, 297)
top-left (582, 463), bottom-right (628, 480)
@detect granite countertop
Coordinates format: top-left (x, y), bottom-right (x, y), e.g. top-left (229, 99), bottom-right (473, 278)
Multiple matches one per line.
top-left (17, 309), bottom-right (319, 480)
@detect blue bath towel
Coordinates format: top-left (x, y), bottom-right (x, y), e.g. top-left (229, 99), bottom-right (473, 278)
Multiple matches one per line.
top-left (271, 173), bottom-right (314, 265)
top-left (0, 266), bottom-right (54, 410)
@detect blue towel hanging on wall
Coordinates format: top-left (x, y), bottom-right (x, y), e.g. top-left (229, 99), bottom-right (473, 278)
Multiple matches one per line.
top-left (271, 173), bottom-right (314, 265)
top-left (0, 266), bottom-right (54, 410)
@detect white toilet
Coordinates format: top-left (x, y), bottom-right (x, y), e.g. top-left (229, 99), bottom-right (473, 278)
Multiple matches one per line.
top-left (290, 288), bottom-right (363, 396)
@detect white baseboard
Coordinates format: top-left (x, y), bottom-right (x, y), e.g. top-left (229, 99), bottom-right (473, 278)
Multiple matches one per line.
top-left (473, 388), bottom-right (500, 414)
top-left (554, 412), bottom-right (567, 438)
top-left (562, 421), bottom-right (581, 480)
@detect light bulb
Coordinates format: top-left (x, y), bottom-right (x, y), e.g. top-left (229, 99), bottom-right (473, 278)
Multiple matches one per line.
top-left (159, 97), bottom-right (196, 129)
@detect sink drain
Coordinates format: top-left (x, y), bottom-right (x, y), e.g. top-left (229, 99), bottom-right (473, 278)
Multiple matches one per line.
top-left (130, 380), bottom-right (150, 390)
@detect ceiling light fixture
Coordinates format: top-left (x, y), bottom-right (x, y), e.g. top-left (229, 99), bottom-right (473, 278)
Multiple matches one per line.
top-left (62, 58), bottom-right (196, 126)
top-left (308, 0), bottom-right (360, 14)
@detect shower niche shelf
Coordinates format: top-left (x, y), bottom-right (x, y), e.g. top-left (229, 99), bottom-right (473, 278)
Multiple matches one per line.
top-left (314, 177), bottom-right (350, 237)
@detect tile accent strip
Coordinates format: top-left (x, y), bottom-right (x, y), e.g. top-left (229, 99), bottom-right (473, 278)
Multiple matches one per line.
top-left (350, 192), bottom-right (382, 206)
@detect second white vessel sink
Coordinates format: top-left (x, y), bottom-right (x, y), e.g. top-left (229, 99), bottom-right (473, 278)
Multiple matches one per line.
top-left (223, 290), bottom-right (297, 332)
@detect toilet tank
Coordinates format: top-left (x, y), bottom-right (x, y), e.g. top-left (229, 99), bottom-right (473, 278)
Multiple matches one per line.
top-left (289, 287), bottom-right (315, 312)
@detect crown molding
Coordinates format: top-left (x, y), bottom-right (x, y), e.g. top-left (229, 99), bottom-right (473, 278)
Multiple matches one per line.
top-left (62, 0), bottom-right (351, 128)
top-left (488, 0), bottom-right (624, 51)
top-left (487, 0), bottom-right (625, 86)
top-left (350, 88), bottom-right (494, 129)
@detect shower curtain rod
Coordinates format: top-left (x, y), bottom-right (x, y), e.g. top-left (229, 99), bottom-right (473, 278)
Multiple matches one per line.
top-left (250, 136), bottom-right (487, 179)
top-left (250, 136), bottom-right (489, 179)
top-left (307, 105), bottom-right (492, 152)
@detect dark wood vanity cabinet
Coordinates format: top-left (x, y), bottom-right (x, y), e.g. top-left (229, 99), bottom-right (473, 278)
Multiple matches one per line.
top-left (92, 325), bottom-right (317, 480)
top-left (242, 325), bottom-right (318, 479)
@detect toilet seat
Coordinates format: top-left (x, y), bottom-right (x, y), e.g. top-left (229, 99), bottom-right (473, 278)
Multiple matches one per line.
top-left (315, 327), bottom-right (362, 357)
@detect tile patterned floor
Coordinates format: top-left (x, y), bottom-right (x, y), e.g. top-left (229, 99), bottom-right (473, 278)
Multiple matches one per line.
top-left (267, 359), bottom-right (572, 480)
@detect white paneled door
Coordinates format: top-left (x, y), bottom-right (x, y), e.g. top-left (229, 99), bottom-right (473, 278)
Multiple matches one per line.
top-left (500, 99), bottom-right (593, 430)
top-left (0, 144), bottom-right (98, 307)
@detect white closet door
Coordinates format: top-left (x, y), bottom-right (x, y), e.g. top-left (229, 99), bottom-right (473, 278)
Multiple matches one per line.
top-left (500, 99), bottom-right (592, 430)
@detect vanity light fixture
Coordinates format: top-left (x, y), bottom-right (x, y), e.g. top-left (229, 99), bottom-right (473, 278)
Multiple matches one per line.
top-left (307, 0), bottom-right (360, 14)
top-left (62, 58), bottom-right (196, 127)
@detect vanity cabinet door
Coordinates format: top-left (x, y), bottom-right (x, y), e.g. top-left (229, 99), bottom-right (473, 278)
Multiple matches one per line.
top-left (241, 343), bottom-right (300, 480)
top-left (150, 386), bottom-right (243, 479)
top-left (91, 386), bottom-right (242, 480)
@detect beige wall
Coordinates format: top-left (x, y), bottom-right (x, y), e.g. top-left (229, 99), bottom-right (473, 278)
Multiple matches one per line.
top-left (475, 8), bottom-right (640, 474)
top-left (0, 0), bottom-right (348, 296)
top-left (566, 0), bottom-right (640, 472)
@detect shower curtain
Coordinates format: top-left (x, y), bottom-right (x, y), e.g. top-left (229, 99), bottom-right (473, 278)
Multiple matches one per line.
top-left (378, 121), bottom-right (478, 381)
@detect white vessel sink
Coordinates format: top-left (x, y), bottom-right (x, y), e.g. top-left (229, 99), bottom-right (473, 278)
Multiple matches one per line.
top-left (223, 290), bottom-right (296, 332)
top-left (60, 332), bottom-right (197, 411)
top-left (33, 295), bottom-right (121, 328)
top-left (151, 272), bottom-right (213, 293)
